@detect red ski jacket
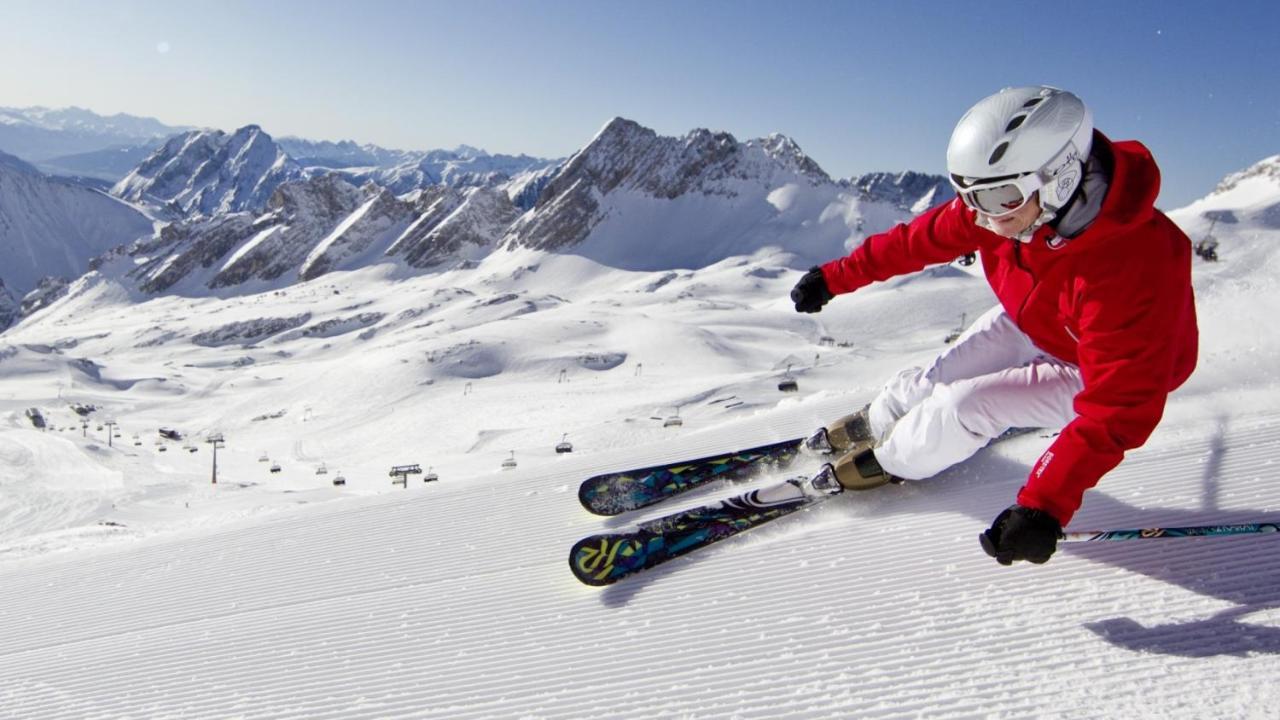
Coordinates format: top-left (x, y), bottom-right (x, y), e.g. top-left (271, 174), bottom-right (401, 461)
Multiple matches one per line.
top-left (820, 133), bottom-right (1198, 524)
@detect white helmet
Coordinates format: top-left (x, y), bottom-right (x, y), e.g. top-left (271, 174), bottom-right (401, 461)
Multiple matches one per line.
top-left (947, 86), bottom-right (1093, 219)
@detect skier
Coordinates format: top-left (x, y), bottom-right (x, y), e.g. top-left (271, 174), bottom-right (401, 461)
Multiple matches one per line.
top-left (790, 86), bottom-right (1198, 565)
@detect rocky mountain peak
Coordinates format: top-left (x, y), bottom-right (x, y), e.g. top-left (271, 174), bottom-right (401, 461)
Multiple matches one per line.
top-left (1214, 154), bottom-right (1280, 195)
top-left (112, 125), bottom-right (302, 218)
top-left (850, 170), bottom-right (954, 213)
top-left (509, 117), bottom-right (843, 253)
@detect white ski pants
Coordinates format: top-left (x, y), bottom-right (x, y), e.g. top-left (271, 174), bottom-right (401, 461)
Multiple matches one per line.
top-left (867, 304), bottom-right (1084, 480)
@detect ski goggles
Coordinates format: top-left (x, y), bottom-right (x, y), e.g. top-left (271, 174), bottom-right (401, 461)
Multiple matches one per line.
top-left (950, 172), bottom-right (1045, 218)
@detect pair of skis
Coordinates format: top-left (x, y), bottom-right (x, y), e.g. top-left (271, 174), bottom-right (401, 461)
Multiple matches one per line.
top-left (569, 428), bottom-right (1280, 586)
top-left (571, 432), bottom-right (843, 586)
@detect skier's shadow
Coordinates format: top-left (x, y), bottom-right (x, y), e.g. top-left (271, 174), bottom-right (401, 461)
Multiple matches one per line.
top-left (879, 418), bottom-right (1280, 658)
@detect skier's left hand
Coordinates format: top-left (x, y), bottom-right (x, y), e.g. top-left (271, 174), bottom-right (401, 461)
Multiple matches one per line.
top-left (980, 504), bottom-right (1063, 565)
top-left (791, 266), bottom-right (834, 313)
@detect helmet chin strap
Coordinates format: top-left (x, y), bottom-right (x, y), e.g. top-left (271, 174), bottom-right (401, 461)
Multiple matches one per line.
top-left (1003, 158), bottom-right (1084, 243)
top-left (1017, 206), bottom-right (1058, 242)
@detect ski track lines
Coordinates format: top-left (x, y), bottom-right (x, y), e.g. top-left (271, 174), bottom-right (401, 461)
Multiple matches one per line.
top-left (1, 418), bottom-right (1279, 718)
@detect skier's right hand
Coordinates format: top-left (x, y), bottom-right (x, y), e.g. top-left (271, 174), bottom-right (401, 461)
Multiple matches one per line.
top-left (791, 267), bottom-right (834, 313)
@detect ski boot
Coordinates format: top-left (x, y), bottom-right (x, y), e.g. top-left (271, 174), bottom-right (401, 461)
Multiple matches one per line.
top-left (803, 405), bottom-right (874, 455)
top-left (828, 447), bottom-right (899, 490)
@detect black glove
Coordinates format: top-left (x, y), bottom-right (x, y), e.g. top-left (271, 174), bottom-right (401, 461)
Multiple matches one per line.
top-left (979, 504), bottom-right (1063, 565)
top-left (791, 266), bottom-right (834, 313)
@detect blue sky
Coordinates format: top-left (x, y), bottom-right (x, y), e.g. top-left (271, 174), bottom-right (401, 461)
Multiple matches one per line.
top-left (3, 0), bottom-right (1278, 207)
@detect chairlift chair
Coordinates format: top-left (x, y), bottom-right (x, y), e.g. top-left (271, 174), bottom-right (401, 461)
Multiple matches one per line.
top-left (270, 463), bottom-right (282, 473)
top-left (316, 463), bottom-right (328, 475)
top-left (501, 451), bottom-right (518, 470)
top-left (555, 434), bottom-right (573, 454)
top-left (663, 410), bottom-right (683, 428)
top-left (424, 466), bottom-right (439, 482)
top-left (259, 453), bottom-right (269, 462)
top-left (332, 475), bottom-right (347, 487)
top-left (777, 363), bottom-right (799, 392)
top-left (944, 312), bottom-right (968, 344)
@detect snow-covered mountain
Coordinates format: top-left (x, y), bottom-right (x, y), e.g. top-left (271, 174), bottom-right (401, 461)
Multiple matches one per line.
top-left (849, 170), bottom-right (954, 213)
top-left (504, 117), bottom-right (904, 270)
top-left (115, 172), bottom-right (529, 294)
top-left (279, 137), bottom-right (559, 195)
top-left (0, 150), bottom-right (153, 308)
top-left (275, 137), bottom-right (421, 169)
top-left (0, 105), bottom-right (188, 165)
top-left (114, 126), bottom-right (558, 225)
top-left (113, 125), bottom-right (303, 218)
top-left (0, 148), bottom-right (1278, 717)
top-left (97, 118), bottom-right (914, 295)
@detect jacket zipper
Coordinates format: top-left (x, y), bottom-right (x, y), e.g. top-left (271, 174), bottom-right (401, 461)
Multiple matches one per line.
top-left (1012, 240), bottom-right (1036, 321)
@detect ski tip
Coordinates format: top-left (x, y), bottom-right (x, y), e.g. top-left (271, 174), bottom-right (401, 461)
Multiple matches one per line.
top-left (578, 479), bottom-right (626, 516)
top-left (569, 533), bottom-right (644, 586)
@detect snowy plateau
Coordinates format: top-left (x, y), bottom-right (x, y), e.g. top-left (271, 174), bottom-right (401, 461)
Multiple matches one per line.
top-left (0, 110), bottom-right (1279, 719)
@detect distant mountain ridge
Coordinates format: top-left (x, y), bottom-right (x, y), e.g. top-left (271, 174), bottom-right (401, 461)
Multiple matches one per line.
top-left (0, 148), bottom-right (153, 315)
top-left (0, 105), bottom-right (189, 175)
top-left (0, 108), bottom-right (960, 324)
top-left (106, 117), bottom-right (924, 295)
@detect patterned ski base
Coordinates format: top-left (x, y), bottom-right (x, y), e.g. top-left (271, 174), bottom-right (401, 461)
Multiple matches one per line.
top-left (577, 437), bottom-right (805, 516)
top-left (570, 468), bottom-right (842, 586)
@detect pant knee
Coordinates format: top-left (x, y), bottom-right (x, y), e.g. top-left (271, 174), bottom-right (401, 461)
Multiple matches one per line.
top-left (943, 382), bottom-right (1006, 439)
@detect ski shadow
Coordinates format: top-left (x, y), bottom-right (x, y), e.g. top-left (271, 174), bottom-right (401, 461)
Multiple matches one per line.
top-left (881, 418), bottom-right (1280, 658)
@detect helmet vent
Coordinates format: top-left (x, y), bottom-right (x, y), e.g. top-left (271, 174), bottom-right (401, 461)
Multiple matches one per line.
top-left (988, 142), bottom-right (1010, 165)
top-left (1005, 115), bottom-right (1027, 132)
top-left (1022, 97), bottom-right (1044, 108)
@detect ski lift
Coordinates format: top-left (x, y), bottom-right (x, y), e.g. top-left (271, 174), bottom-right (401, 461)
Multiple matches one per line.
top-left (133, 435), bottom-right (142, 446)
top-left (944, 312), bottom-right (968, 345)
top-left (96, 424), bottom-right (104, 431)
top-left (424, 466), bottom-right (439, 482)
top-left (332, 474), bottom-right (347, 487)
top-left (185, 445), bottom-right (198, 453)
top-left (501, 451), bottom-right (518, 470)
top-left (157, 445), bottom-right (168, 453)
top-left (663, 408), bottom-right (683, 428)
top-left (1195, 219), bottom-right (1220, 262)
top-left (316, 463), bottom-right (328, 475)
top-left (258, 453), bottom-right (269, 463)
top-left (777, 364), bottom-right (799, 393)
top-left (1195, 236), bottom-right (1219, 262)
top-left (555, 433), bottom-right (574, 454)
top-left (270, 463), bottom-right (282, 474)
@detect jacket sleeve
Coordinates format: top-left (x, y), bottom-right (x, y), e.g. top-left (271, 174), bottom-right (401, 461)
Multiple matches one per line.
top-left (820, 198), bottom-right (980, 294)
top-left (1016, 237), bottom-right (1189, 525)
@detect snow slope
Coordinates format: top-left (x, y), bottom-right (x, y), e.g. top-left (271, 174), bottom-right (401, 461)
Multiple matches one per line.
top-left (0, 150), bottom-right (155, 298)
top-left (0, 156), bottom-right (1279, 717)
